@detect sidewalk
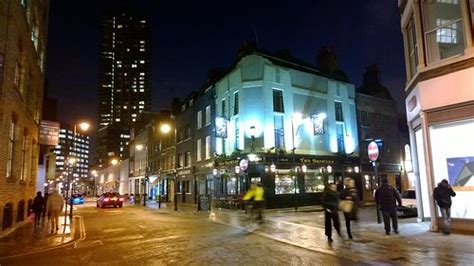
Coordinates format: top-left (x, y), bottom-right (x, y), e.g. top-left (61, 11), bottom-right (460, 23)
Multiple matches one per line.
top-left (0, 213), bottom-right (79, 259)
top-left (209, 207), bottom-right (474, 265)
top-left (143, 202), bottom-right (474, 264)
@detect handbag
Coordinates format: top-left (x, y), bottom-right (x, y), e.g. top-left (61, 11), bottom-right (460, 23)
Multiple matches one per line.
top-left (339, 200), bottom-right (353, 213)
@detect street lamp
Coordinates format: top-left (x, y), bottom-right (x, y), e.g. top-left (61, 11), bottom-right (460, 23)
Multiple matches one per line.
top-left (135, 144), bottom-right (148, 207)
top-left (64, 120), bottom-right (90, 224)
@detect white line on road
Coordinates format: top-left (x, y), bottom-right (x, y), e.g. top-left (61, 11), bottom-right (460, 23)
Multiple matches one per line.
top-left (103, 228), bottom-right (126, 234)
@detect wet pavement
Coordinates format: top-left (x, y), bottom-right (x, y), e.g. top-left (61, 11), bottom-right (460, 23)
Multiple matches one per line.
top-left (207, 206), bottom-right (474, 265)
top-left (0, 200), bottom-right (357, 265)
top-left (0, 210), bottom-right (78, 259)
top-left (1, 199), bottom-right (473, 265)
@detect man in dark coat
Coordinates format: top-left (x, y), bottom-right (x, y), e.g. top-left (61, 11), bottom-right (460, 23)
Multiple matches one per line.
top-left (375, 179), bottom-right (402, 235)
top-left (322, 183), bottom-right (341, 242)
top-left (31, 191), bottom-right (45, 227)
top-left (433, 179), bottom-right (456, 234)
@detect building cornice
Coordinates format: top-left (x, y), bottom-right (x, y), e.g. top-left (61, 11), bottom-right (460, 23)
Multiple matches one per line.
top-left (404, 56), bottom-right (474, 96)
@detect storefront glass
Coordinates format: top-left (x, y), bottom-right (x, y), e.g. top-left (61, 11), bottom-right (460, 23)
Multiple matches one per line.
top-left (415, 128), bottom-right (431, 218)
top-left (275, 175), bottom-right (297, 194)
top-left (429, 119), bottom-right (474, 219)
top-left (304, 173), bottom-right (324, 193)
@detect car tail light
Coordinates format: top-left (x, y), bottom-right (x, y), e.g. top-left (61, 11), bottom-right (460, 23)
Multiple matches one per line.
top-left (104, 198), bottom-right (110, 202)
top-left (119, 198), bottom-right (124, 201)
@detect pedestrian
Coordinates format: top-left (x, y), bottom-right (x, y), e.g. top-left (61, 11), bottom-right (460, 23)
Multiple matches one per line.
top-left (31, 191), bottom-right (45, 228)
top-left (433, 179), bottom-right (456, 234)
top-left (243, 182), bottom-right (265, 224)
top-left (375, 178), bottom-right (402, 235)
top-left (45, 189), bottom-right (65, 234)
top-left (322, 183), bottom-right (341, 242)
top-left (42, 192), bottom-right (49, 219)
top-left (339, 178), bottom-right (359, 240)
top-left (129, 193), bottom-right (135, 205)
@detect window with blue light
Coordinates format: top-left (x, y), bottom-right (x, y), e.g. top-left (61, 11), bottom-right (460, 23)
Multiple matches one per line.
top-left (235, 118), bottom-right (240, 150)
top-left (274, 116), bottom-right (285, 149)
top-left (336, 124), bottom-right (345, 153)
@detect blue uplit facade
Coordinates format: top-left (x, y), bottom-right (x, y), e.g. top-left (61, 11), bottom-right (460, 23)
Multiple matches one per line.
top-left (211, 52), bottom-right (361, 208)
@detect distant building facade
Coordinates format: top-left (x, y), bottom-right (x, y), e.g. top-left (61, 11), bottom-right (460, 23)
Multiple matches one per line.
top-left (399, 0), bottom-right (474, 232)
top-left (356, 65), bottom-right (409, 201)
top-left (95, 11), bottom-right (152, 166)
top-left (169, 47), bottom-right (360, 208)
top-left (0, 1), bottom-right (49, 233)
top-left (53, 126), bottom-right (90, 179)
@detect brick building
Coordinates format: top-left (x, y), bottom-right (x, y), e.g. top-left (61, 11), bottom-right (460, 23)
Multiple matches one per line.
top-left (0, 1), bottom-right (50, 234)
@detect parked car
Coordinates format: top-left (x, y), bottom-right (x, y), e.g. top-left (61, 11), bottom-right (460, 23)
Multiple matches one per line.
top-left (69, 194), bottom-right (85, 205)
top-left (96, 192), bottom-right (124, 208)
top-left (397, 189), bottom-right (417, 217)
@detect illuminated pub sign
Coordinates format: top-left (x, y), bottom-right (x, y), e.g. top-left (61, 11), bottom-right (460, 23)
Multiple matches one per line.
top-left (215, 117), bottom-right (227, 138)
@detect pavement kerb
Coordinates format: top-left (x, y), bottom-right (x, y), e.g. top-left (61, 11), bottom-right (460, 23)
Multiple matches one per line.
top-left (0, 215), bottom-right (85, 260)
top-left (207, 214), bottom-right (361, 263)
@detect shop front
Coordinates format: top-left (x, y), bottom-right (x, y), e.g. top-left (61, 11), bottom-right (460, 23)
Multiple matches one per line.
top-left (214, 154), bottom-right (360, 209)
top-left (406, 75), bottom-right (474, 231)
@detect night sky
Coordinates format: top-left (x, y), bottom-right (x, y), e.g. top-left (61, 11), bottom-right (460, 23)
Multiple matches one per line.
top-left (45, 0), bottom-right (406, 128)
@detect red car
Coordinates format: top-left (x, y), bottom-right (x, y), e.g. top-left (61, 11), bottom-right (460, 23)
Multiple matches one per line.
top-left (96, 192), bottom-right (124, 208)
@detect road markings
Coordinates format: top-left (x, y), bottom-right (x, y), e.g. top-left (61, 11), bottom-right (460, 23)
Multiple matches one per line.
top-left (103, 228), bottom-right (126, 234)
top-left (0, 216), bottom-right (86, 260)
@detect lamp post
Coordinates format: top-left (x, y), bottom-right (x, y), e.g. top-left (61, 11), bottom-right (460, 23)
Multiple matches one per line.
top-left (69, 122), bottom-right (90, 220)
top-left (135, 144), bottom-right (148, 207)
top-left (173, 169), bottom-right (178, 211)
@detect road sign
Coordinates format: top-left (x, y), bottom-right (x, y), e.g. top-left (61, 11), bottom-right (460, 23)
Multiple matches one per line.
top-left (368, 141), bottom-right (379, 162)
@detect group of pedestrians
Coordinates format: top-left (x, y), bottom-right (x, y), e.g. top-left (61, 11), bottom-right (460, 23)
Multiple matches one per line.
top-left (30, 189), bottom-right (65, 234)
top-left (322, 178), bottom-right (360, 242)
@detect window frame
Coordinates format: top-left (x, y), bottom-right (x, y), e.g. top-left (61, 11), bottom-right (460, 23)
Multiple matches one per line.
top-left (197, 110), bottom-right (202, 129)
top-left (205, 105), bottom-right (211, 125)
top-left (6, 119), bottom-right (16, 179)
top-left (272, 89), bottom-right (284, 113)
top-left (196, 138), bottom-right (202, 161)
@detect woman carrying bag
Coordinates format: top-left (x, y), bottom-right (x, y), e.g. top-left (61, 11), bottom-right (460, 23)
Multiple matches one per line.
top-left (339, 178), bottom-right (360, 240)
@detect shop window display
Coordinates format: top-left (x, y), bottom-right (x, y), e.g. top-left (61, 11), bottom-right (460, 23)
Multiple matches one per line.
top-left (304, 173), bottom-right (324, 193)
top-left (429, 119), bottom-right (474, 219)
top-left (275, 175), bottom-right (298, 194)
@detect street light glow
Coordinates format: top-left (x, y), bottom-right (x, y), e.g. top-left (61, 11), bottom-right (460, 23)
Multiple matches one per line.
top-left (78, 122), bottom-right (90, 131)
top-left (111, 159), bottom-right (118, 165)
top-left (68, 157), bottom-right (76, 164)
top-left (160, 123), bottom-right (171, 134)
top-left (135, 144), bottom-right (144, 151)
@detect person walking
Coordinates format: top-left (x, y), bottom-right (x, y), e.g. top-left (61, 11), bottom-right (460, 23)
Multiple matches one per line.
top-left (375, 178), bottom-right (402, 235)
top-left (434, 179), bottom-right (456, 234)
top-left (243, 182), bottom-right (265, 224)
top-left (42, 192), bottom-right (49, 219)
top-left (339, 178), bottom-right (359, 240)
top-left (45, 189), bottom-right (65, 234)
top-left (323, 183), bottom-right (341, 242)
top-left (31, 191), bottom-right (45, 228)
